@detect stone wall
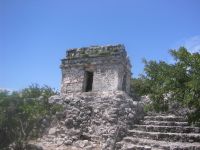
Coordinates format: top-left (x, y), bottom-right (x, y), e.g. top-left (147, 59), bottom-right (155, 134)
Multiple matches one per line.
top-left (61, 64), bottom-right (121, 93)
top-left (117, 64), bottom-right (131, 93)
top-left (61, 67), bottom-right (85, 93)
top-left (92, 64), bottom-right (119, 92)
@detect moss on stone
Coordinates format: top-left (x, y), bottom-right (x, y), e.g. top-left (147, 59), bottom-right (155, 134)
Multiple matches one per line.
top-left (98, 51), bottom-right (111, 56)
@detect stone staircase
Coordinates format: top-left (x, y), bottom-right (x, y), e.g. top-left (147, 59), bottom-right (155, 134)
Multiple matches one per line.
top-left (116, 114), bottom-right (200, 150)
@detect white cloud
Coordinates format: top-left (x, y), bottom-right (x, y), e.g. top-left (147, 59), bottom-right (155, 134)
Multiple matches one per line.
top-left (182, 35), bottom-right (200, 53)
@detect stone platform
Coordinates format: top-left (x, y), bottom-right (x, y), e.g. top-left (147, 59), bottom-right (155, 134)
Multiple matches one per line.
top-left (33, 91), bottom-right (143, 150)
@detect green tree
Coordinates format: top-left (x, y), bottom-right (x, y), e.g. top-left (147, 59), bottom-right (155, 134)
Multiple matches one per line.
top-left (130, 77), bottom-right (151, 99)
top-left (169, 48), bottom-right (200, 123)
top-left (138, 47), bottom-right (200, 124)
top-left (0, 84), bottom-right (61, 150)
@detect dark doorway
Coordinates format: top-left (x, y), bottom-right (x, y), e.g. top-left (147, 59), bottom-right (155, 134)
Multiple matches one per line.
top-left (122, 74), bottom-right (126, 92)
top-left (85, 71), bottom-right (93, 92)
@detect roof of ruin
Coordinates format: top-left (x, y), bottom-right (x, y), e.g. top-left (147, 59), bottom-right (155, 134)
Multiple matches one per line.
top-left (61, 44), bottom-right (131, 69)
top-left (65, 44), bottom-right (126, 59)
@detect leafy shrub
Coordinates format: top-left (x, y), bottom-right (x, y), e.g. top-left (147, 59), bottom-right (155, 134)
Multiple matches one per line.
top-left (0, 84), bottom-right (61, 150)
top-left (131, 47), bottom-right (200, 124)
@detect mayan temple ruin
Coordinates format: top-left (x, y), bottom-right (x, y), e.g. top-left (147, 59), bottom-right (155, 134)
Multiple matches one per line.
top-left (33, 44), bottom-right (200, 150)
top-left (60, 44), bottom-right (131, 94)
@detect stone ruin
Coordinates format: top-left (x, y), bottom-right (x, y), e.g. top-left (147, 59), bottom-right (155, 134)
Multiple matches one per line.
top-left (33, 44), bottom-right (144, 150)
top-left (32, 44), bottom-right (200, 150)
top-left (60, 44), bottom-right (131, 94)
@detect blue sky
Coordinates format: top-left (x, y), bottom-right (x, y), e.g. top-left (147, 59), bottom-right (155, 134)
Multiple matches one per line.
top-left (0, 0), bottom-right (200, 91)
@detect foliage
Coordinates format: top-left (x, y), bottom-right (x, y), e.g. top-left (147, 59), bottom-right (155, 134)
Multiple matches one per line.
top-left (169, 48), bottom-right (200, 124)
top-left (132, 47), bottom-right (200, 124)
top-left (143, 103), bottom-right (154, 112)
top-left (142, 59), bottom-right (174, 112)
top-left (130, 77), bottom-right (151, 97)
top-left (0, 84), bottom-right (62, 150)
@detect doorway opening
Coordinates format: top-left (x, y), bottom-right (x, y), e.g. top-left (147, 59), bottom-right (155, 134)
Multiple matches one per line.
top-left (122, 74), bottom-right (127, 92)
top-left (84, 71), bottom-right (94, 92)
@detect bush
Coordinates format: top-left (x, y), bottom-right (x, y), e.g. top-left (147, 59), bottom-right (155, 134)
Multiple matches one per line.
top-left (131, 47), bottom-right (200, 124)
top-left (0, 84), bottom-right (62, 150)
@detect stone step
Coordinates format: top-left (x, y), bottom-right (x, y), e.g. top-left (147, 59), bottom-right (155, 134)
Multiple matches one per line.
top-left (116, 142), bottom-right (152, 150)
top-left (128, 129), bottom-right (200, 142)
top-left (133, 125), bottom-right (200, 133)
top-left (144, 115), bottom-right (186, 122)
top-left (120, 136), bottom-right (200, 150)
top-left (142, 120), bottom-right (189, 126)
